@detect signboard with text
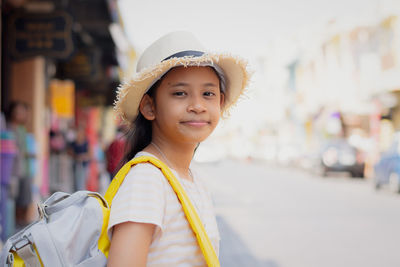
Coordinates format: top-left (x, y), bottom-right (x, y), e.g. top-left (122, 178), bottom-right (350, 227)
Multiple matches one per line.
top-left (8, 11), bottom-right (74, 59)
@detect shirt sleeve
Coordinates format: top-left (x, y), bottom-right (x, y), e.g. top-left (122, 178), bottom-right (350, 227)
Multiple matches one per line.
top-left (108, 163), bottom-right (166, 235)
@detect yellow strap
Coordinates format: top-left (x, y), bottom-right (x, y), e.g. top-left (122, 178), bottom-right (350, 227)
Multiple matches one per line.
top-left (11, 253), bottom-right (26, 267)
top-left (104, 156), bottom-right (220, 267)
top-left (12, 244), bottom-right (44, 267)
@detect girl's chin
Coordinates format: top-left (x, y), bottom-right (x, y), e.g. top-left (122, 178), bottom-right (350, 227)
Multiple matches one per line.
top-left (175, 128), bottom-right (212, 140)
top-left (177, 134), bottom-right (210, 144)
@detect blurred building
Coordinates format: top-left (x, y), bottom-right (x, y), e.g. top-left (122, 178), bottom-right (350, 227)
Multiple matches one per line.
top-left (1, 0), bottom-right (134, 196)
top-left (279, 13), bottom-right (400, 175)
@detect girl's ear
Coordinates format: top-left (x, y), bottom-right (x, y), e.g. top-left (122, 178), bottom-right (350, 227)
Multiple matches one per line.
top-left (139, 94), bottom-right (156, 120)
top-left (220, 92), bottom-right (225, 107)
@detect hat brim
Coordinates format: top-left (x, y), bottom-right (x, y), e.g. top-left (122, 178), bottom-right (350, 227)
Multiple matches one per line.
top-left (114, 53), bottom-right (250, 124)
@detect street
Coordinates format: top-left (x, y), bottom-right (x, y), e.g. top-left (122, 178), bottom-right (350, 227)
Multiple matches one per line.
top-left (194, 160), bottom-right (400, 267)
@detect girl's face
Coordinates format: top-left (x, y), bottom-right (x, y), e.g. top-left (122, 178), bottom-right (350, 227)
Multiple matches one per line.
top-left (141, 66), bottom-right (224, 145)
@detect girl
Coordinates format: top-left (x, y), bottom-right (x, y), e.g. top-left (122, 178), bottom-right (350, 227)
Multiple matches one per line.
top-left (107, 31), bottom-right (250, 266)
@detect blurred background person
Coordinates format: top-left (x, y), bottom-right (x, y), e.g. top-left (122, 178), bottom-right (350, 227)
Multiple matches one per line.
top-left (1, 110), bottom-right (16, 241)
top-left (105, 125), bottom-right (126, 180)
top-left (49, 127), bottom-right (74, 194)
top-left (70, 126), bottom-right (90, 191)
top-left (5, 101), bottom-right (36, 228)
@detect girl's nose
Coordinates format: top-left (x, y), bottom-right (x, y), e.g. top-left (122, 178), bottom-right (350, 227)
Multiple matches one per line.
top-left (187, 96), bottom-right (206, 113)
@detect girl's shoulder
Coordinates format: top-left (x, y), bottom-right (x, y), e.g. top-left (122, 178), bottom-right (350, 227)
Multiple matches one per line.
top-left (122, 151), bottom-right (167, 186)
top-left (126, 161), bottom-right (164, 181)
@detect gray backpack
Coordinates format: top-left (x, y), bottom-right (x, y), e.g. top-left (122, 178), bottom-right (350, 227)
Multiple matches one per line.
top-left (0, 191), bottom-right (109, 266)
top-left (0, 155), bottom-right (220, 267)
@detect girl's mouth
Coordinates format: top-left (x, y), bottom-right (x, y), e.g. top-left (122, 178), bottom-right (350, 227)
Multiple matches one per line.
top-left (181, 120), bottom-right (209, 127)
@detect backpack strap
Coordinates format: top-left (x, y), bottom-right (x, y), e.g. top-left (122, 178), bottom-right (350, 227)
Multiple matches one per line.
top-left (15, 241), bottom-right (42, 267)
top-left (104, 155), bottom-right (220, 267)
top-left (0, 233), bottom-right (42, 267)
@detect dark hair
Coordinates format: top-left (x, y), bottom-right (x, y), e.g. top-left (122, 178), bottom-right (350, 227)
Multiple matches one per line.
top-left (121, 66), bottom-right (225, 165)
top-left (121, 80), bottom-right (159, 165)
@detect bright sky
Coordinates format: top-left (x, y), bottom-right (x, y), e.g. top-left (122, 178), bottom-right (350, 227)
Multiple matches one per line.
top-left (118, 0), bottom-right (391, 58)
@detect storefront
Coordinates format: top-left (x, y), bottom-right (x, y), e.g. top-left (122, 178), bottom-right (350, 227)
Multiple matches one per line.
top-left (1, 0), bottom-right (133, 237)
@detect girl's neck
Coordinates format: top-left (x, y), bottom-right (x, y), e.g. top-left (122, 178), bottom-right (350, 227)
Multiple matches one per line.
top-left (145, 139), bottom-right (196, 181)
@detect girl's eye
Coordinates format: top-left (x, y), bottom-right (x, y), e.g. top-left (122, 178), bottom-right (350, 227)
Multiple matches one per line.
top-left (173, 91), bottom-right (186, 96)
top-left (204, 91), bottom-right (216, 97)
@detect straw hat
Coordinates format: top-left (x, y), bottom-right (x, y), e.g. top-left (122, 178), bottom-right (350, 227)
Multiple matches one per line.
top-left (114, 31), bottom-right (250, 124)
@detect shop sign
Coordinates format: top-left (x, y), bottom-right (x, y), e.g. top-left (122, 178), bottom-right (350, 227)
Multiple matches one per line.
top-left (8, 11), bottom-right (74, 59)
top-left (59, 49), bottom-right (101, 81)
top-left (50, 79), bottom-right (75, 118)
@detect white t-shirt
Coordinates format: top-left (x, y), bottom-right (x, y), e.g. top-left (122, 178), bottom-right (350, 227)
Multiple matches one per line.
top-left (108, 152), bottom-right (220, 267)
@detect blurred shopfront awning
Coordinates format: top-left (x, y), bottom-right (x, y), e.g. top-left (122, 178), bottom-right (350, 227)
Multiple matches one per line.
top-left (1, 0), bottom-right (135, 196)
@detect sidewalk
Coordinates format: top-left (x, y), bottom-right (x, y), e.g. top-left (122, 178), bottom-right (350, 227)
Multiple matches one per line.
top-left (217, 216), bottom-right (279, 267)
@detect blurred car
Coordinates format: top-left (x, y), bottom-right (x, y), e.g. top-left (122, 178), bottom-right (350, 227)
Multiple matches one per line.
top-left (320, 139), bottom-right (365, 177)
top-left (374, 133), bottom-right (400, 193)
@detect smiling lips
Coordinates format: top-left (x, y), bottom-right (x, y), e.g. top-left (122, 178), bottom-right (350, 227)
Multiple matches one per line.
top-left (181, 120), bottom-right (210, 127)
